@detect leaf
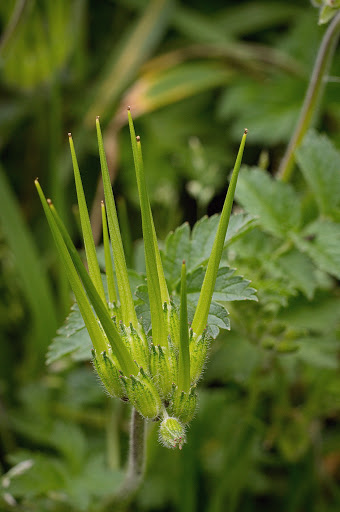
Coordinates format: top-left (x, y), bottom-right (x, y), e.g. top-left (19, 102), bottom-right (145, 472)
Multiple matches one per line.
top-left (47, 304), bottom-right (92, 365)
top-left (236, 167), bottom-right (301, 238)
top-left (295, 131), bottom-right (340, 217)
top-left (4, 452), bottom-right (66, 499)
top-left (218, 77), bottom-right (305, 145)
top-left (276, 248), bottom-right (318, 299)
top-left (127, 62), bottom-right (234, 116)
top-left (296, 336), bottom-right (340, 369)
top-left (186, 266), bottom-right (257, 303)
top-left (163, 222), bottom-right (191, 285)
top-left (47, 272), bottom-right (146, 365)
top-left (162, 213), bottom-right (256, 288)
top-left (277, 292), bottom-right (340, 332)
top-left (293, 219), bottom-right (340, 279)
top-left (85, 0), bottom-right (173, 123)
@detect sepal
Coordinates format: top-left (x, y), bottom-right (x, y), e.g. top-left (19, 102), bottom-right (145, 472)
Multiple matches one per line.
top-left (149, 343), bottom-right (173, 398)
top-left (92, 349), bottom-right (127, 399)
top-left (125, 367), bottom-right (162, 419)
top-left (169, 384), bottom-right (197, 424)
top-left (190, 330), bottom-right (210, 384)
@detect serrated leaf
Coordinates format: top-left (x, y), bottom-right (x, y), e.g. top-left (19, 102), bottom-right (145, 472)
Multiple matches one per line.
top-left (163, 222), bottom-right (191, 289)
top-left (47, 304), bottom-right (89, 364)
top-left (186, 266), bottom-right (257, 303)
top-left (293, 219), bottom-right (340, 279)
top-left (162, 213), bottom-right (256, 288)
top-left (276, 248), bottom-right (318, 299)
top-left (295, 131), bottom-right (340, 217)
top-left (47, 272), bottom-right (147, 365)
top-left (236, 167), bottom-right (301, 238)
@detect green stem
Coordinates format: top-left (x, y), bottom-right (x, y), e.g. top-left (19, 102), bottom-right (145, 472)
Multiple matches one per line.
top-left (277, 12), bottom-right (340, 182)
top-left (101, 408), bottom-right (146, 511)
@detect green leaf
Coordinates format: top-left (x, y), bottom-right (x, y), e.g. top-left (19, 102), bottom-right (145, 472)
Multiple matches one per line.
top-left (236, 167), bottom-right (301, 238)
top-left (296, 336), bottom-right (340, 369)
top-left (163, 222), bottom-right (191, 286)
top-left (186, 266), bottom-right (257, 304)
top-left (295, 131), bottom-right (340, 217)
top-left (187, 212), bottom-right (256, 272)
top-left (47, 272), bottom-right (146, 365)
top-left (276, 248), bottom-right (319, 299)
top-left (292, 219), bottom-right (340, 279)
top-left (4, 452), bottom-right (66, 499)
top-left (46, 304), bottom-right (92, 364)
top-left (85, 0), bottom-right (173, 122)
top-left (278, 293), bottom-right (340, 332)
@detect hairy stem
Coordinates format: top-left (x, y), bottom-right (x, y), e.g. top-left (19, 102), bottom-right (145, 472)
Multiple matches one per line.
top-left (277, 12), bottom-right (340, 182)
top-left (102, 408), bottom-right (146, 511)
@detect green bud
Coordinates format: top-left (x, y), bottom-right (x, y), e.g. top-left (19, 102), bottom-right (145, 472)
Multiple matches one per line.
top-left (125, 368), bottom-right (162, 419)
top-left (169, 385), bottom-right (197, 424)
top-left (159, 417), bottom-right (186, 450)
top-left (92, 349), bottom-right (127, 399)
top-left (190, 330), bottom-right (210, 384)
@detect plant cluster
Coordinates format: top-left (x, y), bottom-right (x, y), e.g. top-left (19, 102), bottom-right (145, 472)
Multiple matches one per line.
top-left (36, 112), bottom-right (253, 450)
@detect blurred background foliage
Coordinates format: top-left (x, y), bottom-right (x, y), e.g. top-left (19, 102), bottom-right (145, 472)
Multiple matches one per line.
top-left (0, 0), bottom-right (340, 511)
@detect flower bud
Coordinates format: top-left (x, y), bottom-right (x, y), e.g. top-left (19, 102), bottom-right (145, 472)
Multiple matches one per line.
top-left (159, 417), bottom-right (186, 449)
top-left (92, 349), bottom-right (127, 399)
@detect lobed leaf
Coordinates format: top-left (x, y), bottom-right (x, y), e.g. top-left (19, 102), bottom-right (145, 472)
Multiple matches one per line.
top-left (162, 212), bottom-right (256, 288)
top-left (236, 167), bottom-right (301, 238)
top-left (295, 131), bottom-right (340, 218)
top-left (292, 219), bottom-right (340, 279)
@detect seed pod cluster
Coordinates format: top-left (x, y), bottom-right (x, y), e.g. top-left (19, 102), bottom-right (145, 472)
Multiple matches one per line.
top-left (93, 300), bottom-right (208, 448)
